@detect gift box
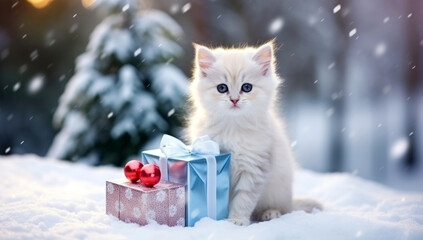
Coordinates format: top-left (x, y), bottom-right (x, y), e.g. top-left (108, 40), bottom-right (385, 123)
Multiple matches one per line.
top-left (106, 179), bottom-right (185, 227)
top-left (141, 135), bottom-right (231, 227)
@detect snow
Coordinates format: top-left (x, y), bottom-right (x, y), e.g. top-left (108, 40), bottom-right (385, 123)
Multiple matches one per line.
top-left (374, 42), bottom-right (387, 57)
top-left (181, 3), bottom-right (191, 14)
top-left (13, 82), bottom-right (20, 92)
top-left (349, 28), bottom-right (357, 37)
top-left (28, 74), bottom-right (45, 94)
top-left (91, 0), bottom-right (138, 12)
top-left (1, 154), bottom-right (422, 240)
top-left (134, 10), bottom-right (184, 62)
top-left (268, 17), bottom-right (284, 35)
top-left (47, 111), bottom-right (90, 160)
top-left (333, 4), bottom-right (341, 14)
top-left (149, 64), bottom-right (188, 106)
top-left (88, 15), bottom-right (137, 62)
top-left (390, 137), bottom-right (409, 160)
top-left (30, 50), bottom-right (38, 61)
top-left (49, 5), bottom-right (187, 165)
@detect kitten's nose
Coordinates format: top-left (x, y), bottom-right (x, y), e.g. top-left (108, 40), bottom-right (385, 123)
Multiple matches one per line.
top-left (230, 98), bottom-right (239, 105)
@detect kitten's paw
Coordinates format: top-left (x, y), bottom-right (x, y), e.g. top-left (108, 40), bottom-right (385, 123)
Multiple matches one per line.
top-left (227, 218), bottom-right (250, 226)
top-left (260, 209), bottom-right (282, 221)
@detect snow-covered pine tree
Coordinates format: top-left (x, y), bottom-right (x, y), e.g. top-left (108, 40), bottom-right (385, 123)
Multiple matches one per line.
top-left (48, 0), bottom-right (187, 166)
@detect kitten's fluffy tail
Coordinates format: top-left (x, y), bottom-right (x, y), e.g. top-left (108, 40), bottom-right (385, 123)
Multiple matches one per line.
top-left (293, 197), bottom-right (323, 213)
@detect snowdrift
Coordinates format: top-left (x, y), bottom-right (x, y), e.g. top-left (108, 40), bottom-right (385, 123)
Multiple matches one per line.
top-left (0, 155), bottom-right (422, 240)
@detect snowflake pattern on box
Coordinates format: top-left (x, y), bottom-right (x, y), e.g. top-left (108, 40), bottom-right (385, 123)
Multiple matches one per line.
top-left (106, 180), bottom-right (185, 227)
top-left (169, 205), bottom-right (177, 217)
top-left (177, 217), bottom-right (185, 226)
top-left (125, 188), bottom-right (133, 200)
top-left (133, 207), bottom-right (141, 219)
top-left (115, 200), bottom-right (124, 213)
top-left (146, 210), bottom-right (156, 223)
top-left (176, 187), bottom-right (184, 199)
top-left (156, 190), bottom-right (166, 202)
top-left (140, 193), bottom-right (148, 206)
top-left (107, 183), bottom-right (114, 194)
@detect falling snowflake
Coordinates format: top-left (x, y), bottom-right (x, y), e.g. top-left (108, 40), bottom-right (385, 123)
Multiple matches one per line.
top-left (12, 1), bottom-right (19, 8)
top-left (169, 4), bottom-right (179, 14)
top-left (290, 141), bottom-right (297, 148)
top-left (5, 147), bottom-right (11, 154)
top-left (133, 207), bottom-right (141, 218)
top-left (1, 48), bottom-right (9, 60)
top-left (349, 28), bottom-right (357, 37)
top-left (308, 16), bottom-right (317, 26)
top-left (125, 188), bottom-right (133, 200)
top-left (13, 82), bottom-right (21, 92)
top-left (374, 43), bottom-right (386, 57)
top-left (181, 3), bottom-right (191, 13)
top-left (383, 17), bottom-right (390, 23)
top-left (333, 4), bottom-right (341, 14)
top-left (156, 190), bottom-right (167, 202)
top-left (30, 50), bottom-right (38, 61)
top-left (134, 48), bottom-right (142, 57)
top-left (69, 24), bottom-right (78, 34)
top-left (19, 65), bottom-right (27, 74)
top-left (269, 17), bottom-right (284, 34)
top-left (328, 62), bottom-right (336, 70)
top-left (167, 108), bottom-right (175, 117)
top-left (407, 13), bottom-right (412, 18)
top-left (28, 74), bottom-right (45, 94)
top-left (122, 3), bottom-right (129, 12)
top-left (390, 138), bottom-right (409, 160)
top-left (107, 112), bottom-right (114, 119)
top-left (107, 183), bottom-right (115, 194)
top-left (169, 205), bottom-right (177, 217)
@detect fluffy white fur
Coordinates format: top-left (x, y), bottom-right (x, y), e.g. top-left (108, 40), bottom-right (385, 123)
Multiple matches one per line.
top-left (187, 41), bottom-right (322, 225)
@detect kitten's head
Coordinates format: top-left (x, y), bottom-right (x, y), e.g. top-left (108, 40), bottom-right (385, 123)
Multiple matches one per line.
top-left (191, 41), bottom-right (280, 117)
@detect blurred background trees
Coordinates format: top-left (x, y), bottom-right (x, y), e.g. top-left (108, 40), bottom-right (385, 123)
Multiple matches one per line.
top-left (0, 0), bottom-right (422, 192)
top-left (47, 0), bottom-right (187, 165)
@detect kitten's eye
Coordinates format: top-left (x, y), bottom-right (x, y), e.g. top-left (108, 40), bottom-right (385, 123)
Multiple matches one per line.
top-left (241, 83), bottom-right (252, 93)
top-left (217, 84), bottom-right (228, 93)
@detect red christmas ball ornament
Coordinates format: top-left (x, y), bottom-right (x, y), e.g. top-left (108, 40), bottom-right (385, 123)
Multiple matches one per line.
top-left (124, 160), bottom-right (143, 183)
top-left (140, 164), bottom-right (161, 187)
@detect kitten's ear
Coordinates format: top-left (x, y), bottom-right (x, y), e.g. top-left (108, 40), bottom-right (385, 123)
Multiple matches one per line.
top-left (253, 43), bottom-right (274, 76)
top-left (194, 44), bottom-right (215, 77)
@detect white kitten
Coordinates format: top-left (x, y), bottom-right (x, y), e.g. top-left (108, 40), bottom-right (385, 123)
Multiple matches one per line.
top-left (187, 41), bottom-right (322, 225)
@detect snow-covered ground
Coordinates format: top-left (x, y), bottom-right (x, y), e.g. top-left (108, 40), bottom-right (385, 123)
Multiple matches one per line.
top-left (0, 155), bottom-right (422, 240)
